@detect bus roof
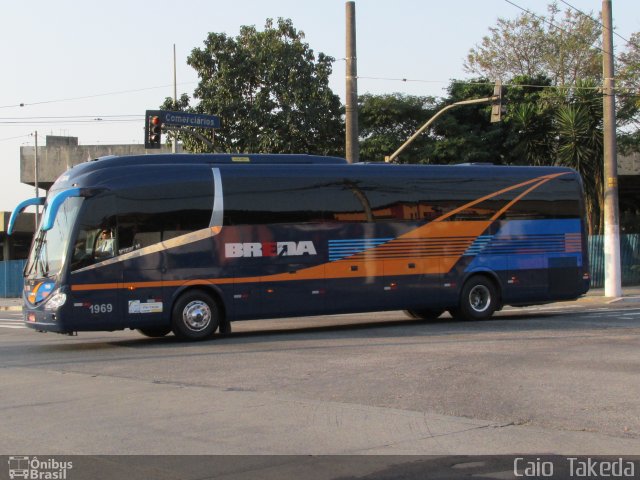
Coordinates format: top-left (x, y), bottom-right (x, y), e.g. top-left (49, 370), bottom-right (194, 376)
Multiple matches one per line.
top-left (49, 153), bottom-right (580, 194)
top-left (91, 153), bottom-right (347, 166)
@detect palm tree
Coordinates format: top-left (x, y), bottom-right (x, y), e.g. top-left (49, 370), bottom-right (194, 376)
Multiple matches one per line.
top-left (554, 80), bottom-right (603, 234)
top-left (511, 102), bottom-right (556, 166)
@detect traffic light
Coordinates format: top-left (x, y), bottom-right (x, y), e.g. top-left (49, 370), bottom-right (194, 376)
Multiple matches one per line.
top-left (490, 80), bottom-right (505, 123)
top-left (145, 111), bottom-right (162, 148)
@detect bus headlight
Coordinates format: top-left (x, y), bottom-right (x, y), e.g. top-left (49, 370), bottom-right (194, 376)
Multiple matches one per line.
top-left (44, 291), bottom-right (67, 310)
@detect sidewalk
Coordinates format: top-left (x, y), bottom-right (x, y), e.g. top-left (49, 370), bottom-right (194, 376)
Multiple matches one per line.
top-left (1, 287), bottom-right (639, 312)
top-left (0, 297), bottom-right (23, 311)
top-left (580, 286), bottom-right (640, 305)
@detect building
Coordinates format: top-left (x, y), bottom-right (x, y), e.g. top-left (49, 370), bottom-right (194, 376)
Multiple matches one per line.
top-left (0, 136), bottom-right (179, 261)
top-left (20, 135), bottom-right (181, 190)
top-left (618, 151), bottom-right (640, 233)
top-left (0, 211), bottom-right (35, 261)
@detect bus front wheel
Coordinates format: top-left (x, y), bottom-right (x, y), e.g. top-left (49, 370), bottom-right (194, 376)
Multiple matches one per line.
top-left (456, 276), bottom-right (499, 321)
top-left (171, 291), bottom-right (220, 341)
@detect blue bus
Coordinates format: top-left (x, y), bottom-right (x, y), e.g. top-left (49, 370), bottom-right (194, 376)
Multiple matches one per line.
top-left (9, 154), bottom-right (590, 340)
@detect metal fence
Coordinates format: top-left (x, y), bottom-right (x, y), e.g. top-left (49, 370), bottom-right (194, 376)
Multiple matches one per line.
top-left (0, 259), bottom-right (26, 297)
top-left (0, 236), bottom-right (638, 297)
top-left (588, 234), bottom-right (640, 288)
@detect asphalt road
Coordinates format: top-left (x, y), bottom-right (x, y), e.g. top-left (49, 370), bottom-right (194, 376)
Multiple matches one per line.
top-left (1, 304), bottom-right (639, 460)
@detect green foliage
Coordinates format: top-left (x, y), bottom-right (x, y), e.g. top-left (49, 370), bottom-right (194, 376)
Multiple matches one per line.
top-left (554, 80), bottom-right (604, 233)
top-left (506, 75), bottom-right (556, 166)
top-left (358, 93), bottom-right (436, 163)
top-left (429, 79), bottom-right (510, 164)
top-left (162, 18), bottom-right (344, 155)
top-left (465, 1), bottom-right (640, 141)
top-left (617, 32), bottom-right (640, 131)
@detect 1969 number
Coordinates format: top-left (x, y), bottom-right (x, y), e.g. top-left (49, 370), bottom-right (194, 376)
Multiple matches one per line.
top-left (89, 304), bottom-right (113, 314)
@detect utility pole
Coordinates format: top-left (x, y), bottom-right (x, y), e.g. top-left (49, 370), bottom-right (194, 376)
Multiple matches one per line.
top-left (602, 0), bottom-right (622, 297)
top-left (34, 131), bottom-right (40, 228)
top-left (172, 44), bottom-right (178, 153)
top-left (345, 1), bottom-right (359, 163)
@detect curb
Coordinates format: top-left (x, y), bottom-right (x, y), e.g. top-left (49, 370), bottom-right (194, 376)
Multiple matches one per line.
top-left (0, 306), bottom-right (22, 312)
top-left (607, 295), bottom-right (640, 305)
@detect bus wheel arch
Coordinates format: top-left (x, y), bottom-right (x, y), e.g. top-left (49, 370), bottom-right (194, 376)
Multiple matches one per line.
top-left (454, 273), bottom-right (501, 321)
top-left (137, 326), bottom-right (172, 338)
top-left (170, 287), bottom-right (224, 341)
top-left (404, 309), bottom-right (444, 321)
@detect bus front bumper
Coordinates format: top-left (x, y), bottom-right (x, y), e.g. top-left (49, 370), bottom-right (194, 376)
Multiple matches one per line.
top-left (23, 307), bottom-right (74, 334)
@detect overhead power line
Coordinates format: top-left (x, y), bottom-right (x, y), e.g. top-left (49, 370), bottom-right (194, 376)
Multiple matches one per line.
top-left (0, 82), bottom-right (196, 110)
top-left (0, 114), bottom-right (144, 126)
top-left (0, 119), bottom-right (142, 125)
top-left (503, 0), bottom-right (612, 58)
top-left (357, 76), bottom-right (638, 94)
top-left (0, 134), bottom-right (32, 143)
top-left (558, 0), bottom-right (640, 51)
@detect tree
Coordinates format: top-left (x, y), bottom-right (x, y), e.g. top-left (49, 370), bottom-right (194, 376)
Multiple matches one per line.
top-left (162, 18), bottom-right (344, 155)
top-left (617, 32), bottom-right (640, 135)
top-left (465, 2), bottom-right (602, 86)
top-left (428, 79), bottom-right (510, 164)
top-left (462, 2), bottom-right (640, 232)
top-left (358, 93), bottom-right (437, 163)
top-left (554, 80), bottom-right (604, 234)
top-left (506, 75), bottom-right (556, 166)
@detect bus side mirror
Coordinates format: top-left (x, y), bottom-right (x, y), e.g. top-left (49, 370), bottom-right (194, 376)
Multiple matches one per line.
top-left (8, 197), bottom-right (45, 235)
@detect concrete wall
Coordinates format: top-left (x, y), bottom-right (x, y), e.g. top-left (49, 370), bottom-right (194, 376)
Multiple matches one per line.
top-left (619, 152), bottom-right (640, 176)
top-left (0, 212), bottom-right (36, 234)
top-left (20, 136), bottom-right (181, 189)
top-left (0, 212), bottom-right (35, 261)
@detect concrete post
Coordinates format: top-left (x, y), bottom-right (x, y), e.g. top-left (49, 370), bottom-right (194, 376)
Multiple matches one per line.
top-left (345, 1), bottom-right (359, 163)
top-left (602, 0), bottom-right (622, 297)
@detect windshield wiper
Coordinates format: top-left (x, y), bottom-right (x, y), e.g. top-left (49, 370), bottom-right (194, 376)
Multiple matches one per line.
top-left (26, 232), bottom-right (47, 277)
top-left (39, 239), bottom-right (49, 277)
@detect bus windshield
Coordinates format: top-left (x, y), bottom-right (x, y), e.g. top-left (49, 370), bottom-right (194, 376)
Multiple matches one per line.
top-left (25, 196), bottom-right (83, 279)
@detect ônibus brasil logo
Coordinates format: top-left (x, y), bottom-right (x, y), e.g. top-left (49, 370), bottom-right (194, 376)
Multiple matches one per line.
top-left (8, 456), bottom-right (73, 480)
top-left (225, 241), bottom-right (317, 258)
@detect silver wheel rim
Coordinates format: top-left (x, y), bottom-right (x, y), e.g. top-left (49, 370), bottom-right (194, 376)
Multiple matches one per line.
top-left (469, 285), bottom-right (491, 313)
top-left (182, 300), bottom-right (212, 332)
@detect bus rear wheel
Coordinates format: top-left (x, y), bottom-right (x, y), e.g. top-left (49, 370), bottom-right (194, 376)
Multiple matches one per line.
top-left (404, 309), bottom-right (444, 320)
top-left (171, 290), bottom-right (220, 341)
top-left (137, 327), bottom-right (171, 338)
top-left (456, 275), bottom-right (499, 321)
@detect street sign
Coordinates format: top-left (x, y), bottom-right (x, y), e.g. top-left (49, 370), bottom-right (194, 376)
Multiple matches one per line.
top-left (159, 110), bottom-right (221, 129)
top-left (144, 110), bottom-right (221, 149)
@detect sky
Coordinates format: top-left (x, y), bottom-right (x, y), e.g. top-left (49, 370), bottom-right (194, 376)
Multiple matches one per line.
top-left (1, 0), bottom-right (638, 212)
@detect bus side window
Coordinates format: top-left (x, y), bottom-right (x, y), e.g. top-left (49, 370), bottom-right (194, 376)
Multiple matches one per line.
top-left (132, 232), bottom-right (161, 248)
top-left (70, 195), bottom-right (116, 270)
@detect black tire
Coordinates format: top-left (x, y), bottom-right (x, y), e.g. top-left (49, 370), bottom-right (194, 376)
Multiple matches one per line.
top-left (404, 309), bottom-right (444, 320)
top-left (171, 290), bottom-right (220, 341)
top-left (218, 320), bottom-right (232, 334)
top-left (457, 276), bottom-right (499, 321)
top-left (137, 327), bottom-right (172, 338)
